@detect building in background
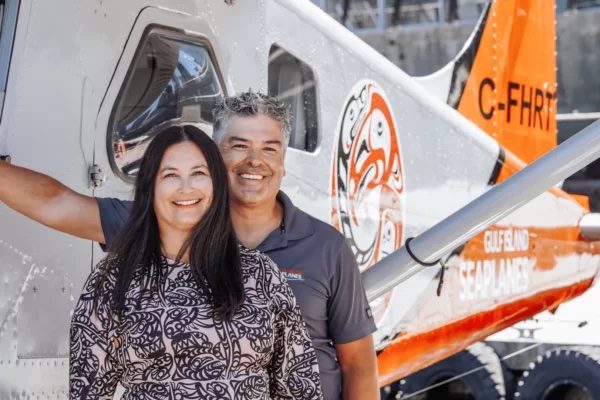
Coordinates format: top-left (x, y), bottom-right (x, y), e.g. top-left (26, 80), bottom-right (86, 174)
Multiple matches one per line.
top-left (314, 0), bottom-right (600, 210)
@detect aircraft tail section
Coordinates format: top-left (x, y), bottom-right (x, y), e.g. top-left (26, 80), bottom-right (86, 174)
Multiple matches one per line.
top-left (430, 0), bottom-right (558, 165)
top-left (456, 0), bottom-right (557, 164)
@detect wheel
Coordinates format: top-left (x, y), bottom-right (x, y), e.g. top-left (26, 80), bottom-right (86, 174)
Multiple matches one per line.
top-left (380, 381), bottom-right (400, 399)
top-left (396, 342), bottom-right (507, 399)
top-left (514, 346), bottom-right (600, 400)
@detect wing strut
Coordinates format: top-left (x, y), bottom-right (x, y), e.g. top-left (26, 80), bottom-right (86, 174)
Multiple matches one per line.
top-left (364, 120), bottom-right (600, 301)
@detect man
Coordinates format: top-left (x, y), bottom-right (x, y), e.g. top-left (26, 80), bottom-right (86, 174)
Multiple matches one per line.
top-left (342, 0), bottom-right (351, 25)
top-left (392, 0), bottom-right (403, 25)
top-left (0, 92), bottom-right (379, 400)
top-left (343, 0), bottom-right (404, 27)
top-left (446, 0), bottom-right (458, 23)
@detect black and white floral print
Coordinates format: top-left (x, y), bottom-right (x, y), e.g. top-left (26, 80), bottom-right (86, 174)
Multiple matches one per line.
top-left (69, 247), bottom-right (323, 400)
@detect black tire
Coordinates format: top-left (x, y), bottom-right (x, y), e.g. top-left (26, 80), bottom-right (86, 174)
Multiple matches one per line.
top-left (396, 342), bottom-right (507, 399)
top-left (502, 360), bottom-right (517, 400)
top-left (514, 346), bottom-right (600, 400)
top-left (381, 382), bottom-right (401, 400)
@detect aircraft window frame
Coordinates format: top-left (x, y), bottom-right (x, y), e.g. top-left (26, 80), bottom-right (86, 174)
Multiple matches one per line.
top-left (0, 0), bottom-right (21, 121)
top-left (107, 25), bottom-right (227, 183)
top-left (268, 44), bottom-right (320, 153)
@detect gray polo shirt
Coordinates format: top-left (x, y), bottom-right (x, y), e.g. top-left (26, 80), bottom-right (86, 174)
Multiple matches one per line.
top-left (97, 192), bottom-right (377, 400)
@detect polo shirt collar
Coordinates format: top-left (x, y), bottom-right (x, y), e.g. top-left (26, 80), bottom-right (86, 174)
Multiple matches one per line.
top-left (257, 191), bottom-right (315, 252)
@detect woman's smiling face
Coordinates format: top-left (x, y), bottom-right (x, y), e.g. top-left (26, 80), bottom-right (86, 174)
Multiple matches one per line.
top-left (153, 141), bottom-right (213, 237)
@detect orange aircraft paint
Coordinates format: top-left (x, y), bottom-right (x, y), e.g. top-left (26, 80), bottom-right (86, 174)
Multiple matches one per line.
top-left (458, 0), bottom-right (557, 165)
top-left (376, 278), bottom-right (595, 386)
top-left (375, 221), bottom-right (600, 383)
top-left (374, 0), bottom-right (600, 384)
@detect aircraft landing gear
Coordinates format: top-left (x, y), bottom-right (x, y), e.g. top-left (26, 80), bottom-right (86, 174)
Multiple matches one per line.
top-left (382, 343), bottom-right (511, 400)
top-left (514, 346), bottom-right (600, 400)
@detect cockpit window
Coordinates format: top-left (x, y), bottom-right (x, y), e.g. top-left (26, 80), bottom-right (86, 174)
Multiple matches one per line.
top-left (0, 0), bottom-right (21, 120)
top-left (109, 27), bottom-right (224, 181)
top-left (268, 44), bottom-right (319, 152)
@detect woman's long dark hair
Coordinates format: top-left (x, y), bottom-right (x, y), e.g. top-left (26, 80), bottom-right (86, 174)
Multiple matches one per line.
top-left (100, 125), bottom-right (243, 320)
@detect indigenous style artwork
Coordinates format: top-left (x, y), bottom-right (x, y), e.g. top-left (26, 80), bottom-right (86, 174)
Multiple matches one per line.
top-left (331, 80), bottom-right (405, 271)
top-left (69, 248), bottom-right (322, 399)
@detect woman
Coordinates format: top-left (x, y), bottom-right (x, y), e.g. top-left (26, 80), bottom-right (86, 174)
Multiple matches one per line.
top-left (69, 125), bottom-right (323, 399)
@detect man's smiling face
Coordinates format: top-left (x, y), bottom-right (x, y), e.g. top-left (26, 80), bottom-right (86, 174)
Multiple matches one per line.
top-left (218, 114), bottom-right (286, 207)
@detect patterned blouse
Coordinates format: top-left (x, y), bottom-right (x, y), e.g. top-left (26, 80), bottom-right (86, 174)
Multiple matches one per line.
top-left (69, 246), bottom-right (323, 400)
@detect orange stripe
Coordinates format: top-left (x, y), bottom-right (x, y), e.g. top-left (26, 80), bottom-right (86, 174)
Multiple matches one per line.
top-left (570, 194), bottom-right (591, 212)
top-left (376, 278), bottom-right (594, 386)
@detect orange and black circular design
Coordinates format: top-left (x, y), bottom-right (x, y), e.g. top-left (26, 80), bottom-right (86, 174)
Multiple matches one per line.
top-left (331, 80), bottom-right (405, 271)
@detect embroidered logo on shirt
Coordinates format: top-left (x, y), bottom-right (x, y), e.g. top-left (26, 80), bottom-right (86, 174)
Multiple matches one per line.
top-left (281, 269), bottom-right (304, 281)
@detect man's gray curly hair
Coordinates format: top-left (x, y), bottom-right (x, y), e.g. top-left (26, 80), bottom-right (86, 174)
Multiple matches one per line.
top-left (212, 91), bottom-right (291, 148)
